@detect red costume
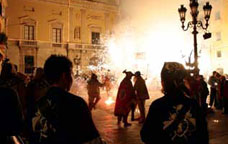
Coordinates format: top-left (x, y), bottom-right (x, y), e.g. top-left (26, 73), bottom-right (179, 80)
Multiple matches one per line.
top-left (114, 78), bottom-right (135, 116)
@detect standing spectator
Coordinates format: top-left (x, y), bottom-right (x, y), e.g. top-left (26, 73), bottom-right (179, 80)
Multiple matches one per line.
top-left (208, 71), bottom-right (219, 109)
top-left (0, 87), bottom-right (24, 144)
top-left (217, 74), bottom-right (225, 110)
top-left (114, 70), bottom-right (135, 127)
top-left (141, 62), bottom-right (208, 144)
top-left (33, 55), bottom-right (103, 144)
top-left (133, 71), bottom-right (149, 123)
top-left (87, 73), bottom-right (104, 111)
top-left (26, 67), bottom-right (50, 142)
top-left (198, 75), bottom-right (209, 113)
top-left (222, 78), bottom-right (228, 114)
top-left (0, 62), bottom-right (26, 117)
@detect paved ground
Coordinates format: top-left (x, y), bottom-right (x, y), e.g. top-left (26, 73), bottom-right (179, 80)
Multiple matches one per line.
top-left (89, 90), bottom-right (228, 144)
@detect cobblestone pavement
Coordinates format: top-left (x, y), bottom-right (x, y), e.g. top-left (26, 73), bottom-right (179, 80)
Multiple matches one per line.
top-left (90, 90), bottom-right (228, 144)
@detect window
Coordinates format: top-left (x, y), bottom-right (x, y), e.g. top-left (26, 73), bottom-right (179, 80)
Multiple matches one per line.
top-left (91, 32), bottom-right (100, 44)
top-left (215, 11), bottom-right (221, 20)
top-left (216, 32), bottom-right (221, 41)
top-left (52, 28), bottom-right (62, 43)
top-left (24, 55), bottom-right (34, 74)
top-left (24, 25), bottom-right (35, 40)
top-left (217, 50), bottom-right (222, 58)
top-left (74, 27), bottom-right (81, 39)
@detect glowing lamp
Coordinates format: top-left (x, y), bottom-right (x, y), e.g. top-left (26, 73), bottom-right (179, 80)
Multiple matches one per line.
top-left (190, 0), bottom-right (199, 17)
top-left (203, 2), bottom-right (212, 21)
top-left (178, 5), bottom-right (187, 23)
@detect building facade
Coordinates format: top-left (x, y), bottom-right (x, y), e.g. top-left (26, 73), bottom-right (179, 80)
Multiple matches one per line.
top-left (6, 0), bottom-right (119, 74)
top-left (203, 0), bottom-right (228, 74)
top-left (0, 0), bottom-right (7, 57)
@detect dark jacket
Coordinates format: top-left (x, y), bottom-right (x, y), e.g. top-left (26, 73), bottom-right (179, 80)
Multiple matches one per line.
top-left (35, 87), bottom-right (100, 144)
top-left (0, 87), bottom-right (24, 143)
top-left (141, 92), bottom-right (208, 144)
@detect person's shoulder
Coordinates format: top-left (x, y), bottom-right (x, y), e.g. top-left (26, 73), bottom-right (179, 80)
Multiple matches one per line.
top-left (149, 96), bottom-right (166, 108)
top-left (65, 91), bottom-right (87, 105)
top-left (0, 87), bottom-right (15, 94)
top-left (0, 87), bottom-right (18, 100)
top-left (182, 95), bottom-right (199, 108)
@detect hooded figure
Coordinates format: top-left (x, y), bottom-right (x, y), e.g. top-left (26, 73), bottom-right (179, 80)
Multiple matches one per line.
top-left (141, 62), bottom-right (209, 144)
top-left (114, 70), bottom-right (135, 127)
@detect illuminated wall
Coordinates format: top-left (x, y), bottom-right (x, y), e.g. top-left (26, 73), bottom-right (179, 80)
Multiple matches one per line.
top-left (0, 0), bottom-right (7, 62)
top-left (205, 0), bottom-right (228, 74)
top-left (5, 0), bottom-right (119, 74)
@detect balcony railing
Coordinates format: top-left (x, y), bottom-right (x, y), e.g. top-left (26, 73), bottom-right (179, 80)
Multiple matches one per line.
top-left (19, 40), bottom-right (38, 47)
top-left (52, 43), bottom-right (68, 48)
top-left (52, 43), bottom-right (62, 48)
top-left (8, 39), bottom-right (106, 51)
top-left (68, 43), bottom-right (105, 51)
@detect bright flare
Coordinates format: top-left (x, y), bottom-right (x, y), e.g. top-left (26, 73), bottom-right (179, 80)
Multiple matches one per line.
top-left (105, 97), bottom-right (115, 106)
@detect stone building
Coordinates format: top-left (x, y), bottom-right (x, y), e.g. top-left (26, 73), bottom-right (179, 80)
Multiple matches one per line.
top-left (0, 0), bottom-right (7, 58)
top-left (5, 0), bottom-right (119, 74)
top-left (199, 0), bottom-right (228, 74)
top-left (208, 0), bottom-right (228, 74)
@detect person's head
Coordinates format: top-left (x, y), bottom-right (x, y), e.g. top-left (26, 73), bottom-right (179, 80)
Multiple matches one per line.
top-left (213, 71), bottom-right (217, 77)
top-left (123, 70), bottom-right (133, 80)
top-left (44, 55), bottom-right (73, 91)
top-left (34, 67), bottom-right (44, 80)
top-left (91, 73), bottom-right (98, 80)
top-left (0, 62), bottom-right (14, 79)
top-left (134, 71), bottom-right (141, 77)
top-left (161, 62), bottom-right (187, 94)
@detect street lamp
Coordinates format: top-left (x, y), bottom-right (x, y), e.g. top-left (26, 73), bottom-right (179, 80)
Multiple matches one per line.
top-left (178, 0), bottom-right (212, 75)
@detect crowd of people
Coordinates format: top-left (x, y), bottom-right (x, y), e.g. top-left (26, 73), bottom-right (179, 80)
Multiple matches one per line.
top-left (0, 53), bottom-right (226, 144)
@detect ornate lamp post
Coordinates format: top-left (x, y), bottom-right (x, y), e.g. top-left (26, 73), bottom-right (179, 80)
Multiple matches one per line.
top-left (178, 0), bottom-right (212, 75)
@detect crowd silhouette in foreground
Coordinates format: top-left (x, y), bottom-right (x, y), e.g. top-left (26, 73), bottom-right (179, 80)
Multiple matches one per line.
top-left (1, 54), bottom-right (227, 144)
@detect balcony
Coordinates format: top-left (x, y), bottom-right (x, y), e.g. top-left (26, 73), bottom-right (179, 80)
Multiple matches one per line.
top-left (52, 43), bottom-right (68, 48)
top-left (19, 40), bottom-right (38, 47)
top-left (68, 43), bottom-right (105, 51)
top-left (52, 43), bottom-right (62, 48)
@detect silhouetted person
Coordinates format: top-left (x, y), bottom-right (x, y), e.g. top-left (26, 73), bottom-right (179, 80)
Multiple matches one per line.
top-left (198, 75), bottom-right (209, 113)
top-left (0, 62), bottom-right (26, 117)
top-left (208, 71), bottom-right (220, 109)
top-left (26, 67), bottom-right (50, 142)
top-left (87, 73), bottom-right (104, 111)
top-left (222, 78), bottom-right (228, 114)
top-left (32, 55), bottom-right (103, 144)
top-left (133, 71), bottom-right (149, 123)
top-left (141, 62), bottom-right (208, 144)
top-left (0, 87), bottom-right (24, 144)
top-left (114, 70), bottom-right (135, 127)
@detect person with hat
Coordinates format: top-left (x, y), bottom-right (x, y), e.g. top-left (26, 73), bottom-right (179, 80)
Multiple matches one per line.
top-left (133, 71), bottom-right (149, 123)
top-left (114, 70), bottom-right (135, 127)
top-left (141, 62), bottom-right (208, 144)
